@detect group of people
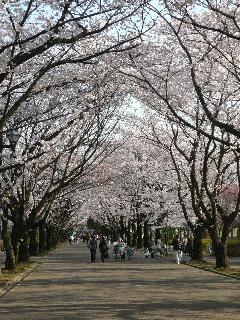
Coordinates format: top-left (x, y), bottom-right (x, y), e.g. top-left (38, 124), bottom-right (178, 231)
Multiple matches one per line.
top-left (88, 235), bottom-right (109, 263)
top-left (144, 239), bottom-right (168, 258)
top-left (70, 232), bottom-right (193, 265)
top-left (113, 240), bottom-right (134, 261)
top-left (89, 236), bottom-right (134, 263)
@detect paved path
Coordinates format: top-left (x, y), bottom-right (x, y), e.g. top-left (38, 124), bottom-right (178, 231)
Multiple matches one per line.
top-left (0, 243), bottom-right (240, 320)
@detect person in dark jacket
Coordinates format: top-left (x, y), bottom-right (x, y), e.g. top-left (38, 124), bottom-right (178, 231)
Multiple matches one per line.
top-left (172, 235), bottom-right (182, 264)
top-left (99, 236), bottom-right (108, 262)
top-left (89, 235), bottom-right (97, 263)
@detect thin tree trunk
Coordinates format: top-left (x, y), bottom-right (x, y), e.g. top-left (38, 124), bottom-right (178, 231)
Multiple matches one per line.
top-left (11, 225), bottom-right (20, 263)
top-left (143, 220), bottom-right (149, 248)
top-left (1, 217), bottom-right (16, 270)
top-left (126, 220), bottom-right (132, 245)
top-left (132, 222), bottom-right (137, 247)
top-left (119, 215), bottom-right (125, 240)
top-left (29, 228), bottom-right (39, 256)
top-left (39, 222), bottom-right (47, 254)
top-left (155, 228), bottom-right (161, 245)
top-left (136, 213), bottom-right (143, 249)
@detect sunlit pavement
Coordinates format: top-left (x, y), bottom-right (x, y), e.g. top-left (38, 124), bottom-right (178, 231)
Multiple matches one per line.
top-left (0, 242), bottom-right (239, 320)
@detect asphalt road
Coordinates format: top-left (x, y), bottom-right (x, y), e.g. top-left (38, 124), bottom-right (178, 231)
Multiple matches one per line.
top-left (0, 242), bottom-right (239, 320)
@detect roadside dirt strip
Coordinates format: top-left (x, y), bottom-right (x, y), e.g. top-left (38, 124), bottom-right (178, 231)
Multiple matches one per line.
top-left (0, 263), bottom-right (41, 298)
top-left (0, 243), bottom-right (239, 320)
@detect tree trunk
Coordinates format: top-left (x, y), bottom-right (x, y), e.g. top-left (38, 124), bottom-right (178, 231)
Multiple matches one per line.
top-left (210, 227), bottom-right (229, 268)
top-left (29, 228), bottom-right (39, 256)
top-left (111, 228), bottom-right (118, 242)
top-left (39, 222), bottom-right (47, 254)
top-left (11, 225), bottom-right (20, 263)
top-left (155, 228), bottom-right (161, 245)
top-left (119, 215), bottom-right (125, 240)
top-left (191, 226), bottom-right (204, 261)
top-left (18, 232), bottom-right (30, 262)
top-left (131, 222), bottom-right (137, 247)
top-left (149, 226), bottom-right (153, 244)
top-left (126, 220), bottom-right (132, 245)
top-left (1, 217), bottom-right (16, 270)
top-left (136, 213), bottom-right (143, 249)
top-left (214, 242), bottom-right (228, 268)
top-left (143, 221), bottom-right (149, 248)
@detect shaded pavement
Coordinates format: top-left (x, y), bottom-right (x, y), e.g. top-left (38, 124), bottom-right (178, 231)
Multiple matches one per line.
top-left (0, 242), bottom-right (240, 320)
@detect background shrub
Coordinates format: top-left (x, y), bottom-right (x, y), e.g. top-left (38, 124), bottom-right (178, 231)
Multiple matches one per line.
top-left (227, 239), bottom-right (240, 257)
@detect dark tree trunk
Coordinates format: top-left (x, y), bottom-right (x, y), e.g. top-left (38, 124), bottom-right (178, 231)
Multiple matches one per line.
top-left (209, 226), bottom-right (229, 268)
top-left (143, 221), bottom-right (149, 248)
top-left (191, 226), bottom-right (205, 261)
top-left (214, 242), bottom-right (228, 268)
top-left (119, 215), bottom-right (125, 240)
top-left (29, 228), bottom-right (39, 256)
top-left (1, 217), bottom-right (16, 270)
top-left (131, 222), bottom-right (137, 247)
top-left (39, 222), bottom-right (47, 254)
top-left (46, 226), bottom-right (53, 251)
top-left (53, 229), bottom-right (60, 247)
top-left (18, 232), bottom-right (30, 262)
top-left (126, 220), bottom-right (132, 245)
top-left (149, 226), bottom-right (153, 243)
top-left (155, 228), bottom-right (161, 245)
top-left (111, 228), bottom-right (118, 242)
top-left (136, 213), bottom-right (143, 249)
top-left (11, 225), bottom-right (20, 263)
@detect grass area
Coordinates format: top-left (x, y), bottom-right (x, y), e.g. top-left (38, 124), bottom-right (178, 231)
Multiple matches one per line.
top-left (0, 261), bottom-right (36, 285)
top-left (186, 260), bottom-right (240, 279)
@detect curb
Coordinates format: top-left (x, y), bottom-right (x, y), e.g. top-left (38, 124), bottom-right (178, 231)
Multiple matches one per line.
top-left (183, 261), bottom-right (240, 280)
top-left (0, 263), bottom-right (41, 299)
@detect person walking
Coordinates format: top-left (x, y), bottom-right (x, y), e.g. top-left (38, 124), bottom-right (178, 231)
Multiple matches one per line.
top-left (119, 244), bottom-right (126, 261)
top-left (69, 234), bottom-right (74, 245)
top-left (126, 244), bottom-right (134, 261)
top-left (99, 236), bottom-right (108, 263)
top-left (172, 235), bottom-right (182, 264)
top-left (89, 235), bottom-right (97, 263)
top-left (186, 236), bottom-right (193, 257)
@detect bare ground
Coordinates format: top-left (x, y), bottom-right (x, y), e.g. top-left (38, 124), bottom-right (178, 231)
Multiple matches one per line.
top-left (0, 242), bottom-right (239, 320)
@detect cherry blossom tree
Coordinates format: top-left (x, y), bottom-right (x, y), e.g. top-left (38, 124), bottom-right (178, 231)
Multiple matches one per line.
top-left (80, 133), bottom-right (179, 248)
top-left (0, 0), bottom-right (151, 129)
top-left (150, 115), bottom-right (240, 267)
top-left (1, 72), bottom-right (127, 267)
top-left (0, 0), bottom-right (154, 269)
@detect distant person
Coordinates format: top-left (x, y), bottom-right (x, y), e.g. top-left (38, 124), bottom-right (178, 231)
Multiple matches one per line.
top-left (172, 235), bottom-right (182, 264)
top-left (119, 243), bottom-right (126, 261)
top-left (113, 243), bottom-right (119, 261)
top-left (85, 233), bottom-right (90, 244)
top-left (89, 235), bottom-right (97, 263)
top-left (99, 236), bottom-right (108, 262)
top-left (186, 237), bottom-right (193, 257)
top-left (208, 242), bottom-right (212, 254)
top-left (144, 248), bottom-right (151, 258)
top-left (69, 235), bottom-right (74, 245)
top-left (126, 244), bottom-right (134, 260)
